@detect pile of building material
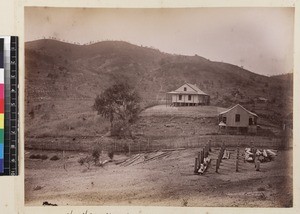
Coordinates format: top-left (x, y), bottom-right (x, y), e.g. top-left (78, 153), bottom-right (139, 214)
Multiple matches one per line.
top-left (244, 148), bottom-right (277, 163)
top-left (222, 149), bottom-right (230, 159)
top-left (118, 154), bottom-right (144, 167)
top-left (198, 157), bottom-right (211, 174)
top-left (194, 142), bottom-right (211, 175)
top-left (116, 150), bottom-right (179, 167)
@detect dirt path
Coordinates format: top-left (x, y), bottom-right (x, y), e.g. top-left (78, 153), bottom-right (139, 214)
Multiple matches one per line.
top-left (25, 148), bottom-right (292, 207)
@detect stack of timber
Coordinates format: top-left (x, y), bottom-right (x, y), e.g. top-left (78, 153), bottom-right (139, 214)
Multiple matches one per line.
top-left (116, 148), bottom-right (185, 167)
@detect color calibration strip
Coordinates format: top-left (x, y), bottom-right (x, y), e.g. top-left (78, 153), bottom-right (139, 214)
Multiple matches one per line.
top-left (0, 38), bottom-right (4, 173)
top-left (0, 36), bottom-right (18, 176)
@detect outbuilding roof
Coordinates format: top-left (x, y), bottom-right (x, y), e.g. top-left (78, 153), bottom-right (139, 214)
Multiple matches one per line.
top-left (219, 104), bottom-right (258, 117)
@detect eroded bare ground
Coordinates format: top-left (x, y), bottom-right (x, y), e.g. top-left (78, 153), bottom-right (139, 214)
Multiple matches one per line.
top-left (25, 148), bottom-right (292, 207)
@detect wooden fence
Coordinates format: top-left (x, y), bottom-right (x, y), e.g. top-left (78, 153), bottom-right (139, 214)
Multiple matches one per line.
top-left (25, 133), bottom-right (290, 153)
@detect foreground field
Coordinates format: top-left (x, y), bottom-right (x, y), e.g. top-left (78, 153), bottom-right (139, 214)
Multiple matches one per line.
top-left (25, 147), bottom-right (292, 207)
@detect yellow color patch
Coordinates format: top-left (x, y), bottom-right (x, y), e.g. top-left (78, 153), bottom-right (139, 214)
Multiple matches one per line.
top-left (0, 114), bottom-right (3, 129)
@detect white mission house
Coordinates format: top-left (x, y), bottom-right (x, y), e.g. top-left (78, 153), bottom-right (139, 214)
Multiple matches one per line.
top-left (166, 83), bottom-right (210, 106)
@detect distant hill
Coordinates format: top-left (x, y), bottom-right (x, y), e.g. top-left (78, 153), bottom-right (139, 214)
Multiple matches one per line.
top-left (25, 39), bottom-right (293, 137)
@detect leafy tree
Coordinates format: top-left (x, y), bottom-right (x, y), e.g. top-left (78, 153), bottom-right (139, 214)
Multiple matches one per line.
top-left (93, 83), bottom-right (141, 137)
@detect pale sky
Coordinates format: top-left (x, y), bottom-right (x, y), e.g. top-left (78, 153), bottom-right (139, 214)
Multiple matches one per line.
top-left (25, 7), bottom-right (294, 76)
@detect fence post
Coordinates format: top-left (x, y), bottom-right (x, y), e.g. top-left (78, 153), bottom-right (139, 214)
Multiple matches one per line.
top-left (260, 140), bottom-right (262, 149)
top-left (216, 158), bottom-right (219, 173)
top-left (139, 141), bottom-right (141, 153)
top-left (129, 142), bottom-right (131, 156)
top-left (219, 145), bottom-right (225, 165)
top-left (236, 146), bottom-right (239, 172)
top-left (194, 157), bottom-right (199, 174)
top-left (216, 147), bottom-right (222, 173)
top-left (208, 140), bottom-right (212, 152)
top-left (63, 150), bottom-right (67, 171)
top-left (205, 146), bottom-right (208, 158)
top-left (219, 149), bottom-right (223, 164)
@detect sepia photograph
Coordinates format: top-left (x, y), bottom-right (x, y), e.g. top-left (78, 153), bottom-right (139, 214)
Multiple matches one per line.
top-left (24, 7), bottom-right (293, 207)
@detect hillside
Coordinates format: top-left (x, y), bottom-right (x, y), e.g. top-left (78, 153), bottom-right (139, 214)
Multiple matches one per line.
top-left (25, 39), bottom-right (293, 138)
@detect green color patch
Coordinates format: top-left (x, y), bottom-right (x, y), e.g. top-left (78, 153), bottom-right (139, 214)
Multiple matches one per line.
top-left (0, 129), bottom-right (3, 143)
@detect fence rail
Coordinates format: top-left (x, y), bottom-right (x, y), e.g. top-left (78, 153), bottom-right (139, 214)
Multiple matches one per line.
top-left (25, 134), bottom-right (291, 153)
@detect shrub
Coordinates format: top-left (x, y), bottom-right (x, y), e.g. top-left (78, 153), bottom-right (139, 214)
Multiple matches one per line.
top-left (78, 156), bottom-right (93, 169)
top-left (257, 187), bottom-right (266, 191)
top-left (29, 154), bottom-right (39, 159)
top-left (50, 155), bottom-right (60, 161)
top-left (206, 132), bottom-right (219, 135)
top-left (40, 155), bottom-right (48, 160)
top-left (182, 199), bottom-right (188, 207)
top-left (108, 151), bottom-right (114, 160)
top-left (29, 154), bottom-right (48, 160)
top-left (33, 185), bottom-right (43, 191)
top-left (29, 154), bottom-right (42, 159)
top-left (92, 148), bottom-right (101, 165)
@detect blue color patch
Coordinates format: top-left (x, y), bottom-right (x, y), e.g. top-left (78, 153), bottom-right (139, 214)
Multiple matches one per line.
top-left (0, 146), bottom-right (3, 159)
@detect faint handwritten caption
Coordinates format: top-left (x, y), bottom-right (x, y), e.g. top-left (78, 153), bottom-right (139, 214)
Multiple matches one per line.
top-left (67, 211), bottom-right (113, 214)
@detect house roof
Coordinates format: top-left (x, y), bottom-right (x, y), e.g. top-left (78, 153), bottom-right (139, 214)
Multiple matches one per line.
top-left (167, 91), bottom-right (208, 95)
top-left (167, 83), bottom-right (209, 95)
top-left (219, 104), bottom-right (258, 117)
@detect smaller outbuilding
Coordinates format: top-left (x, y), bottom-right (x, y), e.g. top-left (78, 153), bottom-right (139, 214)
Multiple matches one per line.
top-left (218, 104), bottom-right (258, 134)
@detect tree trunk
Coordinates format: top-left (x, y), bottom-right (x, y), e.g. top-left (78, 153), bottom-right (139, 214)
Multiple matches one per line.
top-left (110, 114), bottom-right (114, 133)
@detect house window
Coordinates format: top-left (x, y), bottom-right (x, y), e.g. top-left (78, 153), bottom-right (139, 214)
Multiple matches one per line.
top-left (235, 114), bottom-right (240, 122)
top-left (249, 118), bottom-right (253, 125)
top-left (222, 117), bottom-right (227, 124)
top-left (179, 95), bottom-right (182, 100)
top-left (188, 95), bottom-right (192, 100)
top-left (184, 87), bottom-right (187, 91)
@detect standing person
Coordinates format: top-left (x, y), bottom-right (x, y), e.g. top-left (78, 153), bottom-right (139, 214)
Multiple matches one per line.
top-left (249, 141), bottom-right (257, 162)
top-left (250, 141), bottom-right (256, 154)
top-left (254, 155), bottom-right (261, 171)
top-left (253, 147), bottom-right (261, 171)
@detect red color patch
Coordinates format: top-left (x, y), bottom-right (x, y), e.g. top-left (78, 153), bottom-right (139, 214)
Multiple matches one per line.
top-left (0, 99), bottom-right (3, 113)
top-left (0, 84), bottom-right (3, 99)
